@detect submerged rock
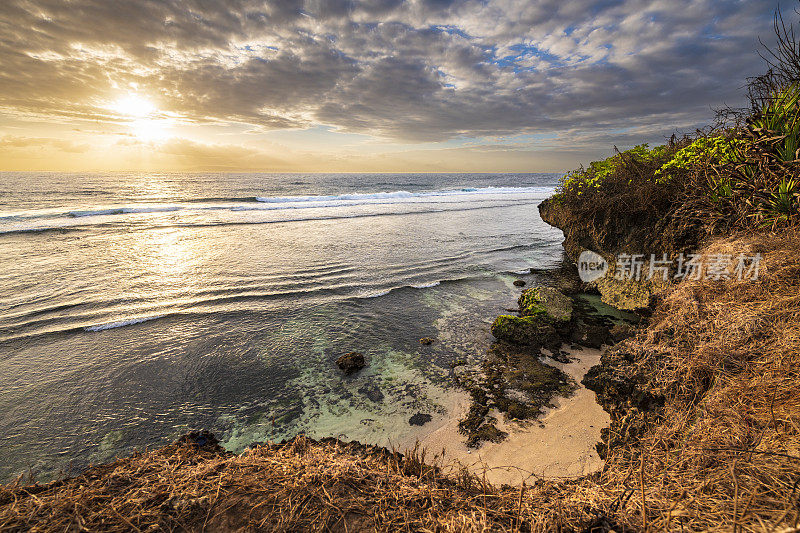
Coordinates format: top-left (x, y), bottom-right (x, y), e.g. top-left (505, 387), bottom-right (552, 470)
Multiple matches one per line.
top-left (336, 352), bottom-right (366, 375)
top-left (358, 383), bottom-right (384, 402)
top-left (419, 337), bottom-right (435, 345)
top-left (408, 413), bottom-right (432, 426)
top-left (513, 279), bottom-right (526, 287)
top-left (465, 423), bottom-right (507, 448)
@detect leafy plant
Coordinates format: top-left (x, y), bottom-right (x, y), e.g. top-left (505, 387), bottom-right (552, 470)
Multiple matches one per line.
top-left (560, 143), bottom-right (671, 195)
top-left (749, 83), bottom-right (800, 163)
top-left (655, 136), bottom-right (747, 184)
top-left (759, 178), bottom-right (799, 228)
top-left (708, 177), bottom-right (733, 203)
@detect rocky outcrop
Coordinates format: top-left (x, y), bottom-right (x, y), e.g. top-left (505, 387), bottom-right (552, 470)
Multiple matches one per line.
top-left (538, 198), bottom-right (679, 310)
top-left (460, 283), bottom-right (640, 448)
top-left (457, 346), bottom-right (573, 448)
top-left (490, 315), bottom-right (562, 349)
top-left (519, 287), bottom-right (572, 321)
top-left (491, 287), bottom-right (573, 351)
top-left (336, 352), bottom-right (366, 375)
top-left (491, 286), bottom-right (624, 351)
top-left (538, 197), bottom-right (672, 454)
top-left (582, 347), bottom-right (664, 458)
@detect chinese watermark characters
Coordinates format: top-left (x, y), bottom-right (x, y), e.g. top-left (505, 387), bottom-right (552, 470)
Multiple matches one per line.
top-left (613, 253), bottom-right (762, 281)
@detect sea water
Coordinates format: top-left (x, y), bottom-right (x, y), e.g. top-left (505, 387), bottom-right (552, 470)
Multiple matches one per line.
top-left (0, 172), bottom-right (565, 481)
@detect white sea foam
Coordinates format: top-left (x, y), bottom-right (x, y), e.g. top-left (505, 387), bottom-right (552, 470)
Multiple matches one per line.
top-left (84, 315), bottom-right (164, 332)
top-left (69, 206), bottom-right (182, 218)
top-left (359, 279), bottom-right (444, 299)
top-left (254, 187), bottom-right (547, 204)
top-left (0, 186), bottom-right (555, 234)
top-left (360, 289), bottom-right (393, 299)
top-left (411, 281), bottom-right (441, 289)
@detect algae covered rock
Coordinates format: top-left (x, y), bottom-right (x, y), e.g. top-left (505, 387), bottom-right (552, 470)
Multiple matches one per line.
top-left (491, 315), bottom-right (547, 345)
top-left (595, 273), bottom-right (655, 310)
top-left (518, 286), bottom-right (573, 322)
top-left (491, 287), bottom-right (573, 347)
top-left (465, 423), bottom-right (507, 448)
top-left (336, 352), bottom-right (366, 375)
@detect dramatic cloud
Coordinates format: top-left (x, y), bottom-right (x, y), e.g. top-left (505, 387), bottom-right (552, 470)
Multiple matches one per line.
top-left (0, 0), bottom-right (794, 170)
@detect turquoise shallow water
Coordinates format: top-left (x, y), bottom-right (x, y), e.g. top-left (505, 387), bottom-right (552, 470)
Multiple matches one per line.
top-left (0, 172), bottom-right (564, 482)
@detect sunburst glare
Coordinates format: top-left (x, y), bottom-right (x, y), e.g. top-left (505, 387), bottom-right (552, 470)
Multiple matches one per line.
top-left (109, 94), bottom-right (173, 142)
top-left (110, 94), bottom-right (156, 118)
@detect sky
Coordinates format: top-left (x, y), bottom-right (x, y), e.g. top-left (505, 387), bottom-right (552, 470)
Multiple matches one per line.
top-left (0, 0), bottom-right (793, 173)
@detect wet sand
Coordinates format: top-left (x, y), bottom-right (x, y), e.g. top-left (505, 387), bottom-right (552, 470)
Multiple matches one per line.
top-left (400, 345), bottom-right (609, 486)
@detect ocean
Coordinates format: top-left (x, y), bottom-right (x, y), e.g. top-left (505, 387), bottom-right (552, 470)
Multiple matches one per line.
top-left (0, 172), bottom-right (565, 482)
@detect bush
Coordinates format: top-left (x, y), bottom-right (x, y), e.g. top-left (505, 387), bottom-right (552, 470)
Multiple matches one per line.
top-left (654, 136), bottom-right (747, 184)
top-left (560, 143), bottom-right (674, 195)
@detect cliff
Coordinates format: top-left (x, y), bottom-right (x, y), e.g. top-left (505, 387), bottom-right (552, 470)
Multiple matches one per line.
top-left (537, 196), bottom-right (687, 310)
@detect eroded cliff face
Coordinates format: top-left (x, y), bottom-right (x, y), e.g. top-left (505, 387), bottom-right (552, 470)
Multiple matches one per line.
top-left (538, 197), bottom-right (684, 310)
top-left (536, 195), bottom-right (677, 455)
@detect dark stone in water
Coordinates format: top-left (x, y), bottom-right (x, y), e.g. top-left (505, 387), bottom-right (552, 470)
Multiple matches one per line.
top-left (358, 384), bottom-right (384, 402)
top-left (408, 413), bottom-right (432, 426)
top-left (466, 423), bottom-right (507, 448)
top-left (513, 279), bottom-right (526, 287)
top-left (336, 352), bottom-right (366, 375)
top-left (419, 337), bottom-right (435, 345)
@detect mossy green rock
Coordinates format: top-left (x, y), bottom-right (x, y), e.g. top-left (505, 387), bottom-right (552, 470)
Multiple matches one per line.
top-left (490, 314), bottom-right (564, 347)
top-left (518, 287), bottom-right (572, 322)
top-left (491, 315), bottom-right (542, 345)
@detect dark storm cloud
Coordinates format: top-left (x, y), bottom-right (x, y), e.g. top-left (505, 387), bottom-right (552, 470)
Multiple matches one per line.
top-left (0, 0), bottom-right (793, 142)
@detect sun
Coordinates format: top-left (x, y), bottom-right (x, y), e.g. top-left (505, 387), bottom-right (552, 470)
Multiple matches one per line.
top-left (109, 94), bottom-right (173, 142)
top-left (111, 94), bottom-right (157, 118)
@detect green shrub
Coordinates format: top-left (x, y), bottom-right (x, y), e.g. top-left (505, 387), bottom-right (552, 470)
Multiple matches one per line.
top-left (654, 136), bottom-right (747, 184)
top-left (560, 144), bottom-right (671, 195)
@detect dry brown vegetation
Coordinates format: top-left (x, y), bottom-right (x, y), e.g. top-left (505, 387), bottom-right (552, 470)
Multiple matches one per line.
top-left (582, 230), bottom-right (800, 531)
top-left (0, 433), bottom-right (612, 532)
top-left (2, 231), bottom-right (799, 532)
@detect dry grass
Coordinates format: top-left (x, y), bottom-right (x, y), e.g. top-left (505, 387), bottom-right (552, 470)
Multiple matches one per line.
top-left (2, 232), bottom-right (799, 532)
top-left (588, 229), bottom-right (800, 531)
top-left (0, 434), bottom-right (613, 532)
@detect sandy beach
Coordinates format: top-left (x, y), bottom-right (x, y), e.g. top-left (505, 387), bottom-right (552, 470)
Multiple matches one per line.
top-left (401, 345), bottom-right (609, 486)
